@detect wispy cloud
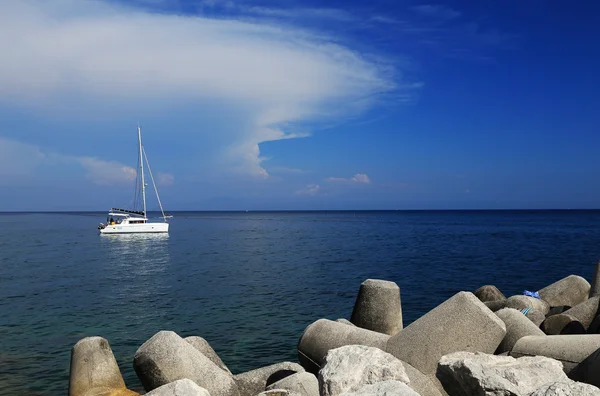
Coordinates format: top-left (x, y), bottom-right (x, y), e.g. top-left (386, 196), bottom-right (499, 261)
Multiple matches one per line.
top-left (327, 173), bottom-right (371, 184)
top-left (0, 1), bottom-right (404, 179)
top-left (295, 184), bottom-right (321, 196)
top-left (0, 137), bottom-right (137, 186)
top-left (157, 172), bottom-right (175, 186)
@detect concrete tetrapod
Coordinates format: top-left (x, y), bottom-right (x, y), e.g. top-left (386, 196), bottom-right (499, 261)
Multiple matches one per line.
top-left (185, 336), bottom-right (232, 374)
top-left (542, 298), bottom-right (600, 335)
top-left (474, 285), bottom-right (505, 303)
top-left (265, 372), bottom-right (318, 396)
top-left (495, 308), bottom-right (545, 354)
top-left (350, 279), bottom-right (403, 335)
top-left (133, 331), bottom-right (239, 396)
top-left (505, 295), bottom-right (550, 316)
top-left (510, 335), bottom-right (600, 374)
top-left (233, 362), bottom-right (304, 396)
top-left (69, 336), bottom-right (138, 396)
top-left (297, 319), bottom-right (389, 374)
top-left (385, 291), bottom-right (506, 376)
top-left (541, 314), bottom-right (586, 335)
top-left (538, 275), bottom-right (591, 308)
top-left (591, 261), bottom-right (600, 298)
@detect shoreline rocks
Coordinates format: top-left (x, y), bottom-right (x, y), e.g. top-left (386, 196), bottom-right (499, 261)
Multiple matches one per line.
top-left (68, 270), bottom-right (600, 396)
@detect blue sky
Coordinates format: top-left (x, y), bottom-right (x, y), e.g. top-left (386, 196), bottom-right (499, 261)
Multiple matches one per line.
top-left (1, 0), bottom-right (599, 210)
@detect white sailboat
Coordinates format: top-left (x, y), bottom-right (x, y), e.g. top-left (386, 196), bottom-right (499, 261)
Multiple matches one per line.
top-left (98, 126), bottom-right (170, 234)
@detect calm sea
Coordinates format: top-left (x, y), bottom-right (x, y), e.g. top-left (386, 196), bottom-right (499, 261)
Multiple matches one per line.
top-left (1, 210), bottom-right (600, 394)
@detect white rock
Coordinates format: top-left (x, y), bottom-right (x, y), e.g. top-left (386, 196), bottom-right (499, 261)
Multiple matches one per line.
top-left (340, 381), bottom-right (420, 396)
top-left (318, 345), bottom-right (409, 396)
top-left (145, 379), bottom-right (211, 396)
top-left (528, 381), bottom-right (600, 395)
top-left (437, 351), bottom-right (569, 396)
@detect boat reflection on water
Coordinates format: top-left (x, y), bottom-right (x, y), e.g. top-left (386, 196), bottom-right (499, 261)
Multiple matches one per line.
top-left (100, 232), bottom-right (171, 275)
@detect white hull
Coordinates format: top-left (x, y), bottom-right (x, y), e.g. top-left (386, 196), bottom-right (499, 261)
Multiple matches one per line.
top-left (99, 222), bottom-right (169, 234)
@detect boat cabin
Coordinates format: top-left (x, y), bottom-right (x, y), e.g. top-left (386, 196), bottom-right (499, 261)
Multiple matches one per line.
top-left (105, 208), bottom-right (147, 225)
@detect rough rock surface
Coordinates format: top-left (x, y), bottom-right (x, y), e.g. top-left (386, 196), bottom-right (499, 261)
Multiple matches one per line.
top-left (437, 351), bottom-right (569, 396)
top-left (505, 296), bottom-right (550, 316)
top-left (340, 381), bottom-right (420, 396)
top-left (233, 362), bottom-right (304, 396)
top-left (528, 381), bottom-right (600, 395)
top-left (495, 308), bottom-right (545, 354)
top-left (145, 379), bottom-right (211, 396)
top-left (538, 275), bottom-right (590, 308)
top-left (185, 336), bottom-right (231, 374)
top-left (350, 279), bottom-right (403, 335)
top-left (319, 345), bottom-right (409, 396)
top-left (266, 372), bottom-right (318, 396)
top-left (69, 337), bottom-right (131, 396)
top-left (475, 285), bottom-right (506, 303)
top-left (386, 291), bottom-right (506, 376)
top-left (335, 319), bottom-right (355, 326)
top-left (133, 331), bottom-right (239, 395)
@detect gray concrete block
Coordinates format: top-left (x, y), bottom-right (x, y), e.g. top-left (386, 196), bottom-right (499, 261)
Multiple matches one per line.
top-left (145, 379), bottom-right (210, 396)
top-left (350, 279), bottom-right (403, 335)
top-left (542, 298), bottom-right (600, 334)
top-left (266, 372), bottom-right (318, 396)
top-left (133, 330), bottom-right (239, 395)
top-left (510, 335), bottom-right (600, 374)
top-left (474, 285), bottom-right (505, 302)
top-left (524, 309), bottom-right (546, 327)
top-left (68, 336), bottom-right (130, 396)
top-left (233, 362), bottom-right (304, 396)
top-left (541, 314), bottom-right (586, 335)
top-left (591, 261), bottom-right (600, 298)
top-left (335, 319), bottom-right (355, 326)
top-left (385, 291), bottom-right (506, 376)
top-left (505, 295), bottom-right (550, 316)
top-left (401, 360), bottom-right (444, 396)
top-left (484, 299), bottom-right (507, 312)
top-left (185, 336), bottom-right (231, 374)
top-left (538, 275), bottom-right (591, 308)
top-left (547, 306), bottom-right (572, 317)
top-left (297, 319), bottom-right (389, 374)
top-left (495, 308), bottom-right (545, 354)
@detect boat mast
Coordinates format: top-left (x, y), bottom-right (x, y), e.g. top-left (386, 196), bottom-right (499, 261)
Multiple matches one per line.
top-left (138, 125), bottom-right (147, 218)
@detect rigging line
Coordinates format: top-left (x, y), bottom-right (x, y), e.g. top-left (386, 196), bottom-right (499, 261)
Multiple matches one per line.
top-left (142, 147), bottom-right (168, 222)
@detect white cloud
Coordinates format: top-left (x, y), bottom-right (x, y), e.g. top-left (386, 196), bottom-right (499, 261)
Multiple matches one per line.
top-left (0, 137), bottom-right (137, 186)
top-left (327, 173), bottom-right (371, 184)
top-left (157, 172), bottom-right (175, 186)
top-left (296, 184), bottom-right (320, 196)
top-left (351, 173), bottom-right (371, 184)
top-left (76, 157), bottom-right (137, 185)
top-left (0, 0), bottom-right (402, 177)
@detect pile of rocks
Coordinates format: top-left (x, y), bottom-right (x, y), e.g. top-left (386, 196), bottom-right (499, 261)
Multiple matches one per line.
top-left (68, 263), bottom-right (600, 396)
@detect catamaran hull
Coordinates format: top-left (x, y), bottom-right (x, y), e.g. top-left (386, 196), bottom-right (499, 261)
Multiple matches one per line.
top-left (99, 223), bottom-right (169, 234)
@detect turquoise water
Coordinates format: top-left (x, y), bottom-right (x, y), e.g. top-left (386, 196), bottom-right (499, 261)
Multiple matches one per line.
top-left (1, 210), bottom-right (600, 394)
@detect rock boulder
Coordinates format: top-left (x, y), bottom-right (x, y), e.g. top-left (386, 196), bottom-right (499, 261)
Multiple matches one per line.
top-left (318, 345), bottom-right (409, 396)
top-left (437, 351), bottom-right (568, 396)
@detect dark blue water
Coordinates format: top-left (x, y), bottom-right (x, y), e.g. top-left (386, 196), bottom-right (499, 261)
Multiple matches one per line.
top-left (1, 210), bottom-right (600, 395)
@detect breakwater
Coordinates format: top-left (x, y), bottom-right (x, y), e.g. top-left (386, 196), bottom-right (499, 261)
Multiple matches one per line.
top-left (69, 263), bottom-right (600, 395)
